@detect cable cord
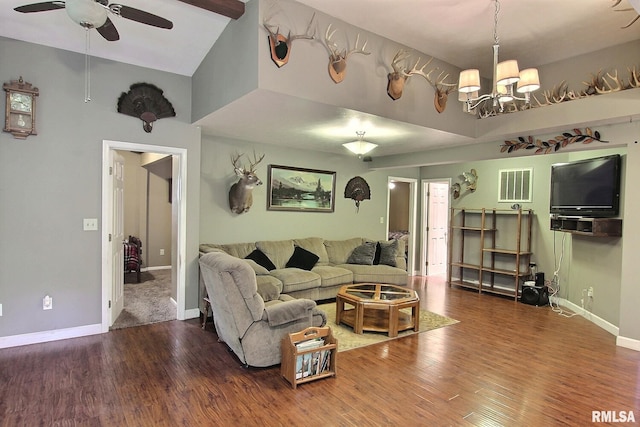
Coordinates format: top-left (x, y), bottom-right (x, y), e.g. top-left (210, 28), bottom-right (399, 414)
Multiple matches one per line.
top-left (549, 231), bottom-right (579, 317)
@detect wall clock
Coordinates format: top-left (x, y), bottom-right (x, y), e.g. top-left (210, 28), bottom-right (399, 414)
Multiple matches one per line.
top-left (3, 76), bottom-right (38, 139)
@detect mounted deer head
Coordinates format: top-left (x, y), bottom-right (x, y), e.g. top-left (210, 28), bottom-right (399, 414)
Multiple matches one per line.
top-left (263, 13), bottom-right (316, 68)
top-left (323, 24), bottom-right (370, 83)
top-left (228, 151), bottom-right (265, 214)
top-left (386, 52), bottom-right (457, 112)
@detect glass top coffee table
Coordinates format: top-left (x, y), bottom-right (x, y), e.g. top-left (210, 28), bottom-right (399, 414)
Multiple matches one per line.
top-left (335, 283), bottom-right (420, 337)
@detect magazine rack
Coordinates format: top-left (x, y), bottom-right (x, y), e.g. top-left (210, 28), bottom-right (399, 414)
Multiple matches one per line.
top-left (281, 326), bottom-right (337, 389)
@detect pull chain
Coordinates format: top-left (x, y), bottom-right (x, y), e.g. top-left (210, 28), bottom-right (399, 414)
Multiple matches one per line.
top-left (85, 28), bottom-right (91, 103)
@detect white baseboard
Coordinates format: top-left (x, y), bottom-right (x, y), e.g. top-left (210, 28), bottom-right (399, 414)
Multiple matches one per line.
top-left (184, 308), bottom-right (200, 320)
top-left (0, 324), bottom-right (103, 349)
top-left (555, 297), bottom-right (620, 337)
top-left (616, 336), bottom-right (640, 351)
top-left (142, 265), bottom-right (172, 272)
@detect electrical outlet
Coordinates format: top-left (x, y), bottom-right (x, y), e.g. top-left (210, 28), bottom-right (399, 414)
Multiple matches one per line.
top-left (160, 249), bottom-right (165, 256)
top-left (588, 287), bottom-right (594, 298)
top-left (43, 295), bottom-right (52, 310)
top-left (83, 218), bottom-right (98, 231)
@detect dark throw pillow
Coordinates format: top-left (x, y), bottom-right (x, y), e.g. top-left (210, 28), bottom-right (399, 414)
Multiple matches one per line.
top-left (346, 241), bottom-right (377, 265)
top-left (286, 246), bottom-right (319, 271)
top-left (378, 240), bottom-right (399, 267)
top-left (245, 249), bottom-right (277, 271)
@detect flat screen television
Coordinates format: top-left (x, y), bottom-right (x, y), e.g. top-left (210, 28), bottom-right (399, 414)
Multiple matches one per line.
top-left (550, 154), bottom-right (621, 218)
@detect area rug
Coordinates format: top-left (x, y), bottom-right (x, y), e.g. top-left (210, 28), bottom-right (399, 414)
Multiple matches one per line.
top-left (316, 303), bottom-right (459, 352)
top-left (111, 269), bottom-right (176, 330)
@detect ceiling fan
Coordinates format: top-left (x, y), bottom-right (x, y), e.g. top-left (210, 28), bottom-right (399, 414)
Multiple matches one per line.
top-left (14, 0), bottom-right (173, 41)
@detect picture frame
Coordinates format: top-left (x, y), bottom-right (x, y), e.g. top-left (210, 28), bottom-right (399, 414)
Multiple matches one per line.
top-left (267, 165), bottom-right (336, 212)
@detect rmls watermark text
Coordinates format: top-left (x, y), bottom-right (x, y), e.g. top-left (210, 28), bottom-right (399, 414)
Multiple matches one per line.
top-left (592, 410), bottom-right (636, 423)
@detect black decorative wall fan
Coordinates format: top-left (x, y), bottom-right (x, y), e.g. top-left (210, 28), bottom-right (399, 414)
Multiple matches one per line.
top-left (14, 0), bottom-right (173, 42)
top-left (344, 176), bottom-right (371, 212)
top-left (117, 83), bottom-right (175, 133)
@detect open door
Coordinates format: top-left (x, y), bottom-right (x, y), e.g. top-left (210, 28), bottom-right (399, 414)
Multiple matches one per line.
top-left (110, 151), bottom-right (125, 325)
top-left (422, 180), bottom-right (450, 277)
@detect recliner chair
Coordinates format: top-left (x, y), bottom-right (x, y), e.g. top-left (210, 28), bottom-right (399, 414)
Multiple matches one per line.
top-left (199, 251), bottom-right (326, 367)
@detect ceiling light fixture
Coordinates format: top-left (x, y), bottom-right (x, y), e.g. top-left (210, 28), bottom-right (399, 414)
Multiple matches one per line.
top-left (458, 0), bottom-right (540, 115)
top-left (342, 131), bottom-right (377, 157)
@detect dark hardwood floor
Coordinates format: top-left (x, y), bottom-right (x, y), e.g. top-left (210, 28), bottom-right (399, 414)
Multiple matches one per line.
top-left (1, 276), bottom-right (638, 426)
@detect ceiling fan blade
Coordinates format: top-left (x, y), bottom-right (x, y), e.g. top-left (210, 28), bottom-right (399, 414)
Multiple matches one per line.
top-left (113, 4), bottom-right (173, 29)
top-left (14, 1), bottom-right (65, 13)
top-left (96, 17), bottom-right (119, 41)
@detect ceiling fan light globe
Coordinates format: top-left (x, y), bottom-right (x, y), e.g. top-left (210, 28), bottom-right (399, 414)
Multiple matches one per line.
top-left (66, 0), bottom-right (108, 28)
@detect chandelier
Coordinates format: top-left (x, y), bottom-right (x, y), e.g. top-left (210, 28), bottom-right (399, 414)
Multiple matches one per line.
top-left (343, 131), bottom-right (377, 157)
top-left (458, 0), bottom-right (540, 115)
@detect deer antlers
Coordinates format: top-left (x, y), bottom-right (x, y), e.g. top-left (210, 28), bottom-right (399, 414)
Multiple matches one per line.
top-left (611, 0), bottom-right (640, 28)
top-left (231, 151), bottom-right (265, 174)
top-left (323, 24), bottom-right (370, 83)
top-left (263, 13), bottom-right (316, 68)
top-left (386, 50), bottom-right (457, 113)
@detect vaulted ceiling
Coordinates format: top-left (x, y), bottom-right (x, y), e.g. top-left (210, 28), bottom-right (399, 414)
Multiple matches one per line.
top-left (2, 0), bottom-right (639, 157)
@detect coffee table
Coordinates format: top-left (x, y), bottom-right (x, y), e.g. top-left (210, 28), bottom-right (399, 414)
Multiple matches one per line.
top-left (335, 283), bottom-right (420, 337)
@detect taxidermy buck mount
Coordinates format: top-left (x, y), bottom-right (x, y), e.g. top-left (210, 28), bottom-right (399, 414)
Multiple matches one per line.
top-left (228, 151), bottom-right (265, 214)
top-left (323, 24), bottom-right (370, 83)
top-left (386, 50), bottom-right (457, 113)
top-left (263, 12), bottom-right (316, 67)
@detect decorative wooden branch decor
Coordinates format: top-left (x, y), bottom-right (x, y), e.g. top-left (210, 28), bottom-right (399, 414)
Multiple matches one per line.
top-left (500, 128), bottom-right (608, 154)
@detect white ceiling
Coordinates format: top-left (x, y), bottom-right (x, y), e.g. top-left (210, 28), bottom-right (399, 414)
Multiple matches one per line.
top-left (2, 0), bottom-right (640, 158)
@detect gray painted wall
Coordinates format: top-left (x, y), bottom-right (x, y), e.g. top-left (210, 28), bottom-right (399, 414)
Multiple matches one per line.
top-left (0, 37), bottom-right (200, 338)
top-left (199, 135), bottom-right (419, 244)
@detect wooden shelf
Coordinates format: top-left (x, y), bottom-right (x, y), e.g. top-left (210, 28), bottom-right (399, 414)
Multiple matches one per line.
top-left (448, 208), bottom-right (534, 301)
top-left (550, 217), bottom-right (622, 237)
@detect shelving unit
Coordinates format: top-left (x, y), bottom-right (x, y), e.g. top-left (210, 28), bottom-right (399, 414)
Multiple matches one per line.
top-left (281, 326), bottom-right (337, 389)
top-left (550, 216), bottom-right (622, 237)
top-left (448, 208), bottom-right (534, 300)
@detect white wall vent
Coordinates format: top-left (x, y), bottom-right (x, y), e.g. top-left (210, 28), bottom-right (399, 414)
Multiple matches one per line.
top-left (499, 168), bottom-right (533, 203)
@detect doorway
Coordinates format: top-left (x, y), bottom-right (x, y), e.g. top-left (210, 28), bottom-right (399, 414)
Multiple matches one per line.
top-left (101, 140), bottom-right (188, 332)
top-left (421, 179), bottom-right (451, 277)
top-left (387, 177), bottom-right (418, 275)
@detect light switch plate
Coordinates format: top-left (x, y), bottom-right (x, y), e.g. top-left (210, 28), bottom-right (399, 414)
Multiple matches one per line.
top-left (83, 218), bottom-right (98, 231)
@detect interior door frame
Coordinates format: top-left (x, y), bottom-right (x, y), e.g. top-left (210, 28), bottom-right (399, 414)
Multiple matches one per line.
top-left (421, 178), bottom-right (452, 276)
top-left (101, 140), bottom-right (187, 332)
top-left (387, 176), bottom-right (418, 275)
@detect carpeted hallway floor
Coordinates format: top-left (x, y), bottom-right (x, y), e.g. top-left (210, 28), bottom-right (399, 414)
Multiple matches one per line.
top-left (111, 269), bottom-right (176, 330)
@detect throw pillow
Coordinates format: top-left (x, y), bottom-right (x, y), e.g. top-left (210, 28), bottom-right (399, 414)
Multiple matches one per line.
top-left (378, 240), bottom-right (399, 267)
top-left (286, 246), bottom-right (319, 271)
top-left (245, 249), bottom-right (277, 271)
top-left (346, 241), bottom-right (377, 265)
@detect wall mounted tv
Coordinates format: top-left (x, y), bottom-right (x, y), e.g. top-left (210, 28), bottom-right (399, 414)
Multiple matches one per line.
top-left (550, 154), bottom-right (621, 218)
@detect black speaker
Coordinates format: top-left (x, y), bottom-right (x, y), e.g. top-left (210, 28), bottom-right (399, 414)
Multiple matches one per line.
top-left (521, 284), bottom-right (549, 306)
top-left (535, 272), bottom-right (545, 287)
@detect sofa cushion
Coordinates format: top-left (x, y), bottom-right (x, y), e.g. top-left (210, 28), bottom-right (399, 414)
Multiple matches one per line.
top-left (324, 237), bottom-right (364, 265)
top-left (200, 242), bottom-right (256, 259)
top-left (293, 237), bottom-right (329, 265)
top-left (338, 263), bottom-right (408, 286)
top-left (270, 268), bottom-right (321, 293)
top-left (256, 274), bottom-right (283, 294)
top-left (311, 265), bottom-right (353, 287)
top-left (286, 246), bottom-right (319, 271)
top-left (377, 239), bottom-right (399, 267)
top-left (245, 249), bottom-right (277, 271)
top-left (256, 240), bottom-right (295, 270)
top-left (347, 241), bottom-right (377, 265)
top-left (256, 281), bottom-right (281, 302)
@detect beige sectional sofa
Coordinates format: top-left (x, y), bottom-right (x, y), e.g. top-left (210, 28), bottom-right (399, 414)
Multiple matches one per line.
top-left (199, 237), bottom-right (408, 301)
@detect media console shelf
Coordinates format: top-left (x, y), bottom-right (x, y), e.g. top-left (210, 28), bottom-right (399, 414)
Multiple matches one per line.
top-left (550, 217), bottom-right (622, 237)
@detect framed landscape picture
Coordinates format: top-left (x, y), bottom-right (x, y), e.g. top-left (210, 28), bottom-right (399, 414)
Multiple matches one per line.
top-left (267, 165), bottom-right (336, 212)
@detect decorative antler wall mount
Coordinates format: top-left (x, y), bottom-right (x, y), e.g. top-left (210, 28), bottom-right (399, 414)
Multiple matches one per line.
top-left (263, 12), bottom-right (316, 68)
top-left (323, 24), bottom-right (370, 83)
